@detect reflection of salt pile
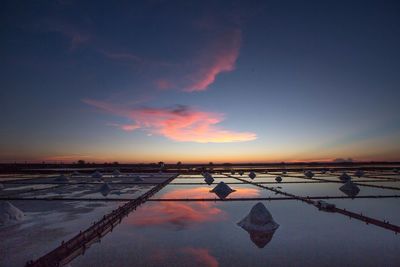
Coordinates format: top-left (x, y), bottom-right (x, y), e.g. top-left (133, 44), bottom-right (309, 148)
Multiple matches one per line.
top-left (238, 202), bottom-right (279, 248)
top-left (203, 173), bottom-right (214, 185)
top-left (112, 169), bottom-right (121, 177)
top-left (339, 181), bottom-right (360, 197)
top-left (275, 176), bottom-right (282, 183)
top-left (92, 171), bottom-right (103, 179)
top-left (210, 182), bottom-right (236, 199)
top-left (249, 171), bottom-right (256, 180)
top-left (304, 170), bottom-right (314, 178)
top-left (339, 172), bottom-right (351, 182)
top-left (54, 174), bottom-right (69, 182)
top-left (239, 170), bottom-right (244, 176)
top-left (0, 201), bottom-right (24, 224)
top-left (99, 183), bottom-right (112, 196)
top-left (354, 170), bottom-right (364, 177)
top-left (72, 171), bottom-right (80, 176)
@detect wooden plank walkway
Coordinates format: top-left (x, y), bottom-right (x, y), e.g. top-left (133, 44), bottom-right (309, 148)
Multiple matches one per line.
top-left (224, 174), bottom-right (400, 234)
top-left (25, 174), bottom-right (178, 267)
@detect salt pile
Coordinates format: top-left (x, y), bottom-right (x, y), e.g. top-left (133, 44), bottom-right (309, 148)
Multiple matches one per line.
top-left (134, 176), bottom-right (144, 182)
top-left (92, 171), bottom-right (103, 179)
top-left (237, 202), bottom-right (279, 248)
top-left (210, 182), bottom-right (236, 199)
top-left (0, 183), bottom-right (4, 190)
top-left (204, 173), bottom-right (214, 185)
top-left (54, 174), bottom-right (69, 182)
top-left (354, 170), bottom-right (364, 177)
top-left (249, 171), bottom-right (256, 180)
top-left (112, 169), bottom-right (121, 177)
top-left (304, 170), bottom-right (314, 178)
top-left (0, 201), bottom-right (24, 225)
top-left (339, 172), bottom-right (351, 182)
top-left (99, 183), bottom-right (112, 196)
top-left (275, 176), bottom-right (282, 183)
top-left (339, 181), bottom-right (360, 197)
top-left (239, 170), bottom-right (244, 176)
top-left (282, 171), bottom-right (287, 175)
top-left (231, 170), bottom-right (236, 175)
top-left (72, 171), bottom-right (80, 176)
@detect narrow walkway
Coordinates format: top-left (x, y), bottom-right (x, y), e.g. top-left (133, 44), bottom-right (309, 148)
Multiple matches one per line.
top-left (224, 174), bottom-right (400, 234)
top-left (25, 174), bottom-right (178, 267)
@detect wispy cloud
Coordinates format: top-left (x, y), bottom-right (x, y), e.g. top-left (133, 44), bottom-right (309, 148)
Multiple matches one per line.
top-left (183, 29), bottom-right (241, 92)
top-left (83, 99), bottom-right (256, 143)
top-left (35, 19), bottom-right (91, 50)
top-left (99, 49), bottom-right (176, 68)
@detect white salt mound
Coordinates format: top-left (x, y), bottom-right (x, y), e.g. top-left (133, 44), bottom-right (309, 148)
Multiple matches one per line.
top-left (112, 169), bottom-right (121, 177)
top-left (92, 171), bottom-right (103, 179)
top-left (134, 176), bottom-right (144, 182)
top-left (100, 183), bottom-right (112, 196)
top-left (339, 172), bottom-right (351, 182)
top-left (354, 170), bottom-right (364, 177)
top-left (305, 170), bottom-right (314, 178)
top-left (249, 171), bottom-right (256, 180)
top-left (339, 181), bottom-right (360, 197)
top-left (238, 202), bottom-right (279, 232)
top-left (0, 201), bottom-right (24, 224)
top-left (204, 174), bottom-right (214, 185)
top-left (54, 174), bottom-right (69, 182)
top-left (210, 181), bottom-right (236, 199)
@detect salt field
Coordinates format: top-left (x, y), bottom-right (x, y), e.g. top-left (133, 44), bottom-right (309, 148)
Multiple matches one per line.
top-left (1, 167), bottom-right (399, 266)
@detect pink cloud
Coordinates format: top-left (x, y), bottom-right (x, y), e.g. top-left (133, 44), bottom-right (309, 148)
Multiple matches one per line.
top-left (83, 99), bottom-right (256, 143)
top-left (183, 29), bottom-right (241, 92)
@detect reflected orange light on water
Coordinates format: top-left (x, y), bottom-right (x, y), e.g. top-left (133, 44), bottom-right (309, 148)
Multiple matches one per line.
top-left (151, 247), bottom-right (219, 267)
top-left (127, 186), bottom-right (260, 228)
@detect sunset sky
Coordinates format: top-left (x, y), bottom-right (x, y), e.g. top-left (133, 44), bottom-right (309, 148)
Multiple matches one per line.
top-left (1, 0), bottom-right (400, 163)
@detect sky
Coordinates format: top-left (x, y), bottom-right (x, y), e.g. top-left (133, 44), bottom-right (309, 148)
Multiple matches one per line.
top-left (1, 0), bottom-right (400, 163)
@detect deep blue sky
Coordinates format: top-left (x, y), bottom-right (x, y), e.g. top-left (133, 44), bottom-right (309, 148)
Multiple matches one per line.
top-left (1, 0), bottom-right (400, 163)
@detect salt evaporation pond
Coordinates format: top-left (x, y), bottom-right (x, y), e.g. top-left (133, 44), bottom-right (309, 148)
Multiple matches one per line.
top-left (71, 200), bottom-right (400, 267)
top-left (1, 171), bottom-right (399, 266)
